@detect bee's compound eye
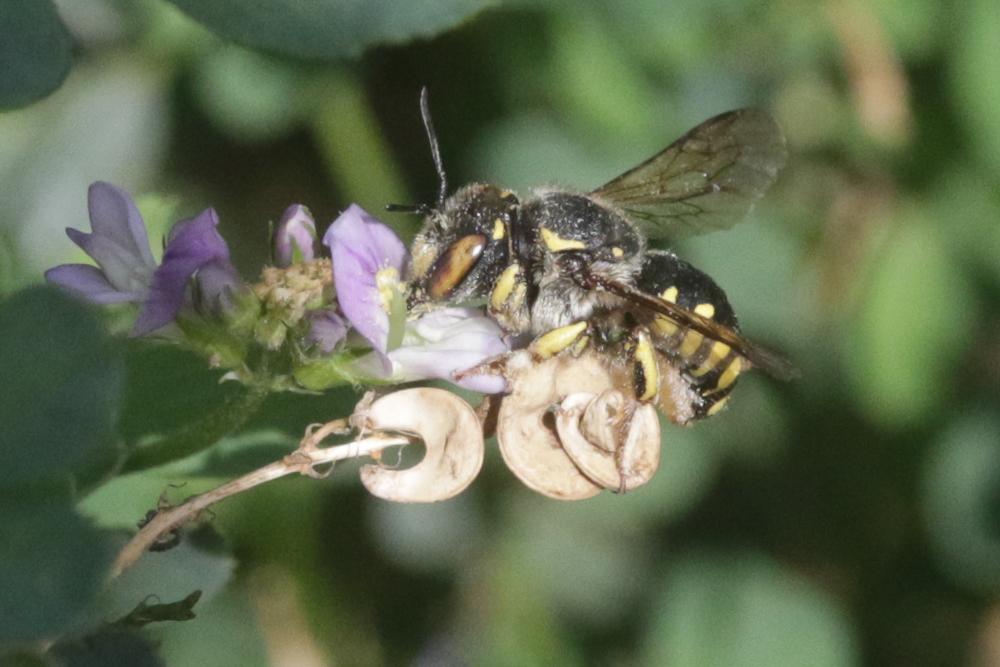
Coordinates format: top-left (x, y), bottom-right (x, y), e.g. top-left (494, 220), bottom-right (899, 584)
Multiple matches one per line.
top-left (428, 233), bottom-right (487, 299)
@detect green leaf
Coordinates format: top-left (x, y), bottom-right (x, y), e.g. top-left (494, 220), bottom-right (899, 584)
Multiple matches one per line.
top-left (192, 46), bottom-right (306, 142)
top-left (844, 212), bottom-right (972, 428)
top-left (501, 495), bottom-right (651, 624)
top-left (0, 0), bottom-right (73, 109)
top-left (952, 0), bottom-right (1000, 176)
top-left (118, 343), bottom-right (236, 447)
top-left (120, 384), bottom-right (269, 473)
top-left (0, 504), bottom-right (116, 643)
top-left (643, 552), bottom-right (858, 667)
top-left (467, 547), bottom-right (584, 666)
top-left (49, 628), bottom-right (165, 667)
top-left (96, 536), bottom-right (234, 623)
top-left (117, 343), bottom-right (270, 472)
top-left (923, 413), bottom-right (1000, 593)
top-left (0, 288), bottom-right (124, 492)
top-left (156, 588), bottom-right (269, 667)
top-left (165, 0), bottom-right (497, 60)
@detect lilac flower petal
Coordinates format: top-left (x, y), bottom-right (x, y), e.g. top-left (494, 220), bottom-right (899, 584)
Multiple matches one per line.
top-left (307, 309), bottom-right (348, 354)
top-left (45, 264), bottom-right (144, 304)
top-left (274, 204), bottom-right (318, 267)
top-left (87, 181), bottom-right (156, 267)
top-left (323, 204), bottom-right (407, 352)
top-left (65, 227), bottom-right (153, 295)
top-left (134, 208), bottom-right (230, 335)
top-left (196, 258), bottom-right (243, 317)
top-left (387, 308), bottom-right (510, 393)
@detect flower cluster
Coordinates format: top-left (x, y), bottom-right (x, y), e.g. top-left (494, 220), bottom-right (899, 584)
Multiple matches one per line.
top-left (46, 182), bottom-right (675, 509)
top-left (46, 183), bottom-right (508, 393)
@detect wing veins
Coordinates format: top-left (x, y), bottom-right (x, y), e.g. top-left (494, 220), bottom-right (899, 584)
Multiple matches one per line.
top-left (591, 109), bottom-right (786, 239)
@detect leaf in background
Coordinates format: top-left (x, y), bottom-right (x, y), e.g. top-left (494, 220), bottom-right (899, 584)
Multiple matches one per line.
top-left (930, 169), bottom-right (1000, 290)
top-left (96, 537), bottom-right (234, 622)
top-left (923, 413), bottom-right (1000, 593)
top-left (311, 72), bottom-right (411, 226)
top-left (843, 212), bottom-right (972, 429)
top-left (679, 211), bottom-right (802, 346)
top-left (869, 0), bottom-right (942, 60)
top-left (642, 552), bottom-right (858, 667)
top-left (156, 587), bottom-right (269, 667)
top-left (370, 494), bottom-right (483, 573)
top-left (165, 0), bottom-right (497, 60)
top-left (0, 0), bottom-right (73, 109)
top-left (952, 0), bottom-right (1000, 177)
top-left (471, 114), bottom-right (619, 193)
top-left (117, 343), bottom-right (272, 473)
top-left (499, 494), bottom-right (652, 625)
top-left (0, 287), bottom-right (124, 493)
top-left (192, 46), bottom-right (306, 142)
top-left (1, 57), bottom-right (170, 275)
top-left (118, 343), bottom-right (234, 447)
top-left (464, 549), bottom-right (584, 666)
top-left (0, 503), bottom-right (116, 643)
top-left (48, 628), bottom-right (165, 667)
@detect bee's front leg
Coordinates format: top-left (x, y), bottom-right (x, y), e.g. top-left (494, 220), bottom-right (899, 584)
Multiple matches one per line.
top-left (488, 262), bottom-right (532, 334)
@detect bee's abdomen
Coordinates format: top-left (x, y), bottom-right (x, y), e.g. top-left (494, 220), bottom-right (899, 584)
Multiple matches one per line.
top-left (638, 250), bottom-right (742, 419)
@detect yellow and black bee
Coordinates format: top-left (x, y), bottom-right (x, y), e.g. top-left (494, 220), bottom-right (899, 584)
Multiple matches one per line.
top-left (398, 89), bottom-right (794, 424)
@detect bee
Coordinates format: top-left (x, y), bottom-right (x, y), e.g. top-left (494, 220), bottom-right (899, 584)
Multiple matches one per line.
top-left (395, 88), bottom-right (794, 423)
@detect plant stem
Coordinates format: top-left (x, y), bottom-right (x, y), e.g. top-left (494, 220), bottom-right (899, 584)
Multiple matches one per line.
top-left (110, 424), bottom-right (410, 578)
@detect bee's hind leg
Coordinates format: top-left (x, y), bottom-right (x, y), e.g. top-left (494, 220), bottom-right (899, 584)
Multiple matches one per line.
top-left (623, 325), bottom-right (660, 404)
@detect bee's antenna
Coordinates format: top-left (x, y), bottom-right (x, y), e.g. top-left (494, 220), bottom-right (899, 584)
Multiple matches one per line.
top-left (419, 86), bottom-right (448, 210)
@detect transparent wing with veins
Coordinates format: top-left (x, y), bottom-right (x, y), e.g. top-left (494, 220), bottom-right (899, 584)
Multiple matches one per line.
top-left (592, 109), bottom-right (787, 239)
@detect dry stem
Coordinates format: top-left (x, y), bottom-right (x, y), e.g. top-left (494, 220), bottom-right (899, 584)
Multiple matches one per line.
top-left (110, 419), bottom-right (411, 578)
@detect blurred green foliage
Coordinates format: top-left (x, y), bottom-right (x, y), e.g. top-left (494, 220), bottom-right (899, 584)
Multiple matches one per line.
top-left (2, 0), bottom-right (1000, 665)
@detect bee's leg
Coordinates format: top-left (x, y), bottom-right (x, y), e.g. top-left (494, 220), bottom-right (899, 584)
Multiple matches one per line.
top-left (623, 326), bottom-right (660, 404)
top-left (529, 321), bottom-right (592, 359)
top-left (602, 326), bottom-right (658, 494)
top-left (488, 262), bottom-right (531, 334)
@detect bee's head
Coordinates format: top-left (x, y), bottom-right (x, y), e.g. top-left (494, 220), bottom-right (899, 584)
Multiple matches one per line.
top-left (387, 88), bottom-right (520, 306)
top-left (408, 184), bottom-right (519, 305)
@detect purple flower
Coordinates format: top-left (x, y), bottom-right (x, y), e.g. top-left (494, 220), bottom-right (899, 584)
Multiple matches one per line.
top-left (324, 204), bottom-right (509, 393)
top-left (46, 182), bottom-right (244, 336)
top-left (45, 182), bottom-right (157, 304)
top-left (134, 208), bottom-right (236, 335)
top-left (323, 204), bottom-right (407, 353)
top-left (307, 309), bottom-right (348, 354)
top-left (274, 204), bottom-right (319, 267)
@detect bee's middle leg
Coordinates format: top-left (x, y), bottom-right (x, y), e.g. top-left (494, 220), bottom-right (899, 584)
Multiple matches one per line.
top-left (528, 320), bottom-right (593, 359)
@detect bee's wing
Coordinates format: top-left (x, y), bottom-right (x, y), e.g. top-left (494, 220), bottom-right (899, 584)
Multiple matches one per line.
top-left (593, 275), bottom-right (799, 381)
top-left (591, 109), bottom-right (787, 239)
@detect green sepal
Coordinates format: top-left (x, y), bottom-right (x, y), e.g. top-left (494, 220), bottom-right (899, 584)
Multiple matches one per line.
top-left (224, 289), bottom-right (263, 339)
top-left (176, 315), bottom-right (249, 370)
top-left (292, 349), bottom-right (383, 391)
top-left (385, 283), bottom-right (408, 352)
top-left (253, 314), bottom-right (288, 350)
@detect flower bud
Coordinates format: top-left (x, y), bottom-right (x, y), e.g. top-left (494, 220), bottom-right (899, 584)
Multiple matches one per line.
top-left (274, 204), bottom-right (318, 267)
